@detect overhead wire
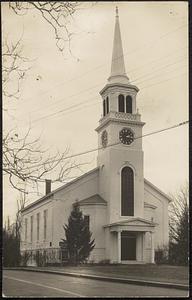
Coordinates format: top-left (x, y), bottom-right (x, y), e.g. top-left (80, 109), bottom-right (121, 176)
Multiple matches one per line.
top-left (27, 120), bottom-right (189, 171)
top-left (19, 22), bottom-right (188, 107)
top-left (31, 65), bottom-right (187, 124)
top-left (140, 71), bottom-right (187, 90)
top-left (8, 22), bottom-right (188, 128)
top-left (21, 119), bottom-right (189, 196)
top-left (28, 48), bottom-right (187, 116)
top-left (130, 56), bottom-right (187, 84)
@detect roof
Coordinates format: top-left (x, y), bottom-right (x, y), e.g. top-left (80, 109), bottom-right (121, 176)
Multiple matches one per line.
top-left (77, 194), bottom-right (107, 206)
top-left (21, 167), bottom-right (172, 213)
top-left (21, 167), bottom-right (99, 213)
top-left (108, 6), bottom-right (129, 84)
top-left (144, 178), bottom-right (172, 202)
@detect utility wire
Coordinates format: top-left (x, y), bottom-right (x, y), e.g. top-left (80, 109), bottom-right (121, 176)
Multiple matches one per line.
top-left (134, 65), bottom-right (187, 86)
top-left (19, 22), bottom-right (187, 106)
top-left (31, 69), bottom-right (187, 124)
top-left (130, 56), bottom-right (187, 84)
top-left (140, 71), bottom-right (187, 90)
top-left (32, 94), bottom-right (101, 123)
top-left (44, 69), bottom-right (187, 123)
top-left (19, 120), bottom-right (189, 195)
top-left (29, 120), bottom-right (189, 170)
top-left (10, 58), bottom-right (188, 128)
top-left (128, 45), bottom-right (187, 74)
top-left (30, 83), bottom-right (102, 115)
top-left (30, 60), bottom-right (187, 123)
top-left (29, 51), bottom-right (187, 116)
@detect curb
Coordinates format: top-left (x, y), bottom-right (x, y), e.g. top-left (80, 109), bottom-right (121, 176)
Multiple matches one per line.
top-left (4, 267), bottom-right (189, 291)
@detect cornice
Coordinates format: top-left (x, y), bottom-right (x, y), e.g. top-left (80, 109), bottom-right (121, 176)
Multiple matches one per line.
top-left (100, 82), bottom-right (139, 95)
top-left (95, 117), bottom-right (145, 132)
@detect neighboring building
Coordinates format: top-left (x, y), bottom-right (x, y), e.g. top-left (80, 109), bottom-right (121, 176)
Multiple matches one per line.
top-left (20, 8), bottom-right (171, 265)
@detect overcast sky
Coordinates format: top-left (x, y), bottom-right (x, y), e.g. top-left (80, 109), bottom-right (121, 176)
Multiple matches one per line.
top-left (2, 1), bottom-right (188, 223)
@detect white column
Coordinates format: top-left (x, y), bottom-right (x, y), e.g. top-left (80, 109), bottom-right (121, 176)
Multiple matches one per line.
top-left (142, 232), bottom-right (145, 262)
top-left (117, 231), bottom-right (121, 263)
top-left (151, 232), bottom-right (155, 263)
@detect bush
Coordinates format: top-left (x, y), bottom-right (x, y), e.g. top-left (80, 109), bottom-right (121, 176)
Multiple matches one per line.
top-left (35, 250), bottom-right (47, 267)
top-left (169, 242), bottom-right (189, 266)
top-left (3, 229), bottom-right (20, 267)
top-left (155, 245), bottom-right (169, 264)
top-left (20, 251), bottom-right (31, 266)
top-left (98, 259), bottom-right (111, 265)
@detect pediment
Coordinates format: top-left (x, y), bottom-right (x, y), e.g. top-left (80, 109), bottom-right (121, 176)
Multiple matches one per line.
top-left (104, 217), bottom-right (156, 229)
top-left (117, 218), bottom-right (154, 226)
top-left (77, 194), bottom-right (107, 206)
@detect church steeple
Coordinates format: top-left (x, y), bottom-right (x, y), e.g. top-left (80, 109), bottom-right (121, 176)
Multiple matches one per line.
top-left (99, 6), bottom-right (140, 119)
top-left (108, 7), bottom-right (129, 84)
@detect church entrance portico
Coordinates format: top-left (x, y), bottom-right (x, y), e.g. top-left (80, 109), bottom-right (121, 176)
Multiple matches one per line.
top-left (105, 218), bottom-right (156, 264)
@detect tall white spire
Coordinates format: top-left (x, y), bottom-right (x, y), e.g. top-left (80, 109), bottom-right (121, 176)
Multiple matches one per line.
top-left (108, 7), bottom-right (129, 84)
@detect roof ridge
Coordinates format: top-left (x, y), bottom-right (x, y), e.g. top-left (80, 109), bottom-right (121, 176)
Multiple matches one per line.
top-left (144, 178), bottom-right (172, 202)
top-left (21, 167), bottom-right (99, 212)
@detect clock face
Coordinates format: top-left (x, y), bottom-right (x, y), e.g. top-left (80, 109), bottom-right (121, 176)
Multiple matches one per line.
top-left (119, 128), bottom-right (134, 145)
top-left (101, 130), bottom-right (108, 147)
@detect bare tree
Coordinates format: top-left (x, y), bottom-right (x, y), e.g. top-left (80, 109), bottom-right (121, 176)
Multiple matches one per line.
top-left (2, 36), bottom-right (30, 105)
top-left (168, 184), bottom-right (189, 265)
top-left (169, 185), bottom-right (189, 241)
top-left (3, 3), bottom-right (94, 196)
top-left (8, 2), bottom-right (94, 53)
top-left (15, 193), bottom-right (26, 240)
top-left (3, 126), bottom-right (84, 194)
top-left (3, 37), bottom-right (86, 196)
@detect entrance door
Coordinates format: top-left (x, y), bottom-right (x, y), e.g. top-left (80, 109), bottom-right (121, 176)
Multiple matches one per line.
top-left (121, 231), bottom-right (136, 260)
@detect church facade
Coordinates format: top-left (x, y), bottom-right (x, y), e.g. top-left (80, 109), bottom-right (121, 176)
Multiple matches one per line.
top-left (20, 8), bottom-right (171, 265)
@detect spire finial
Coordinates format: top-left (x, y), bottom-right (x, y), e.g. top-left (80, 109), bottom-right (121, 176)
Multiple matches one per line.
top-left (116, 6), bottom-right (119, 18)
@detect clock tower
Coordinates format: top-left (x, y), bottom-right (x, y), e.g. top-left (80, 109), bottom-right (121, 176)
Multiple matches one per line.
top-left (96, 7), bottom-right (145, 224)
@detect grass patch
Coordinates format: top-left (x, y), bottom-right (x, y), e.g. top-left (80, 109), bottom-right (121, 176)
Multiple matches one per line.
top-left (44, 264), bottom-right (189, 284)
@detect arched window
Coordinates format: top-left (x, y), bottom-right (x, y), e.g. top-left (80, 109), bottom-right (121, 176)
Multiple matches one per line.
top-left (126, 95), bottom-right (132, 113)
top-left (121, 167), bottom-right (134, 216)
top-left (118, 94), bottom-right (125, 112)
top-left (106, 97), bottom-right (109, 114)
top-left (103, 99), bottom-right (106, 116)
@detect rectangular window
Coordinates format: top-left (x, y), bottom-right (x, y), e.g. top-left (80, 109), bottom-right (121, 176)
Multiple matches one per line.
top-left (30, 216), bottom-right (33, 242)
top-left (84, 215), bottom-right (90, 229)
top-left (118, 95), bottom-right (125, 113)
top-left (37, 213), bottom-right (40, 241)
top-left (106, 97), bottom-right (109, 114)
top-left (44, 210), bottom-right (48, 240)
top-left (126, 96), bottom-right (132, 114)
top-left (121, 167), bottom-right (134, 216)
top-left (25, 218), bottom-right (28, 241)
top-left (103, 100), bottom-right (106, 116)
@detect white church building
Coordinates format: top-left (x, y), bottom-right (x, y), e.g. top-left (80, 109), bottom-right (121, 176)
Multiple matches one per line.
top-left (20, 8), bottom-right (171, 265)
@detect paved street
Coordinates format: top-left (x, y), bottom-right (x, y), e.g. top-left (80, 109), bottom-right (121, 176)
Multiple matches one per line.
top-left (3, 270), bottom-right (188, 297)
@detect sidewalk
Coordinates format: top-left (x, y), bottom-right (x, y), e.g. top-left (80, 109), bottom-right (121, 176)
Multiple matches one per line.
top-left (5, 264), bottom-right (189, 291)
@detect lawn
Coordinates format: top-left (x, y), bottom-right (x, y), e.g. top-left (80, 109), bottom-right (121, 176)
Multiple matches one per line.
top-left (37, 264), bottom-right (189, 285)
